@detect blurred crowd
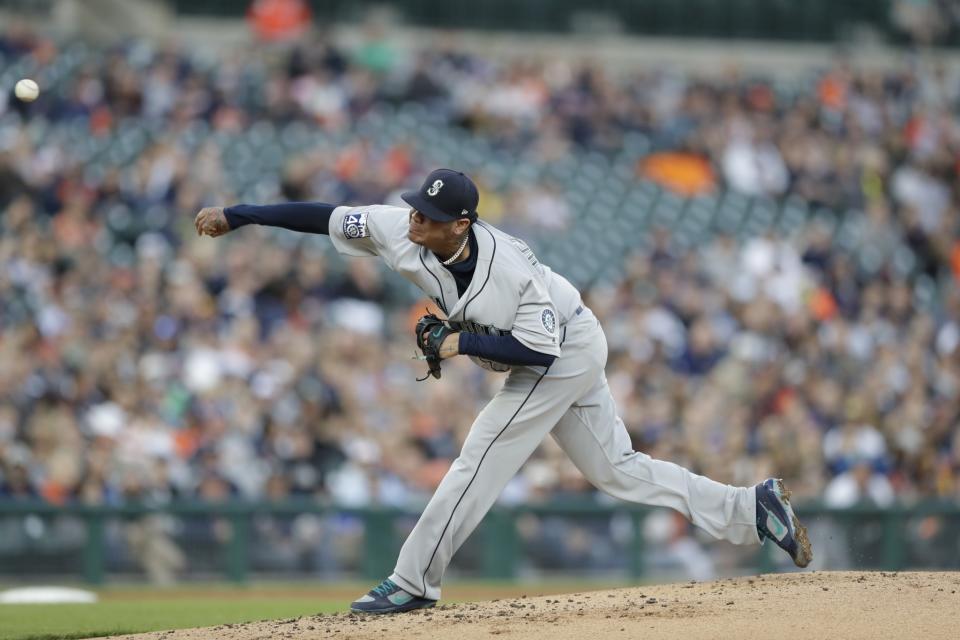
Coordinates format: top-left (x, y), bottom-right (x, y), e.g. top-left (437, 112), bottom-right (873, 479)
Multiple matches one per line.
top-left (1, 22), bottom-right (960, 577)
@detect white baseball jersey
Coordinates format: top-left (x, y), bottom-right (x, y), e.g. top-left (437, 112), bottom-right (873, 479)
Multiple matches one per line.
top-left (326, 202), bottom-right (760, 601)
top-left (330, 204), bottom-right (582, 371)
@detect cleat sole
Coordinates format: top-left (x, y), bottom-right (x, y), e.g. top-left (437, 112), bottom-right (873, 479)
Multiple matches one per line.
top-left (775, 479), bottom-right (813, 568)
top-left (350, 600), bottom-right (436, 615)
top-left (791, 513), bottom-right (813, 568)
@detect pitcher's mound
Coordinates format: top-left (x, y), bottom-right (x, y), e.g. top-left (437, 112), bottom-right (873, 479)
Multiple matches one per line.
top-left (112, 571), bottom-right (960, 640)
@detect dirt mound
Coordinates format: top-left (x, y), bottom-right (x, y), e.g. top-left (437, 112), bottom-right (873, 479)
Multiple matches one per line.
top-left (106, 571), bottom-right (960, 640)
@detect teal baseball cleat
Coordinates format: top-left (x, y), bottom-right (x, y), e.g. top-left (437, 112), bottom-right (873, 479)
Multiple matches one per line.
top-left (755, 478), bottom-right (813, 568)
top-left (350, 578), bottom-right (437, 614)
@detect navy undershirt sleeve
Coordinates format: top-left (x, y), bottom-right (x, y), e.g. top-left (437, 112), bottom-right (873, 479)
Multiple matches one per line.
top-left (223, 202), bottom-right (334, 235)
top-left (458, 332), bottom-right (556, 368)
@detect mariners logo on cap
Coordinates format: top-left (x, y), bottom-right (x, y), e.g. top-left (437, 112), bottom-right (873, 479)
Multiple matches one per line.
top-left (427, 180), bottom-right (444, 196)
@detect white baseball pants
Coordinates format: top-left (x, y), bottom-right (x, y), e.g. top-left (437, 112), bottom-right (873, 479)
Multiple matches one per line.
top-left (390, 308), bottom-right (760, 600)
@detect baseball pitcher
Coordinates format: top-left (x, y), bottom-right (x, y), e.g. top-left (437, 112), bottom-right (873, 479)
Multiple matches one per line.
top-left (195, 168), bottom-right (812, 614)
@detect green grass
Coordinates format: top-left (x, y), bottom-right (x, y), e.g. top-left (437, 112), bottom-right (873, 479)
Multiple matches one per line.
top-left (0, 579), bottom-right (628, 640)
top-left (0, 598), bottom-right (345, 640)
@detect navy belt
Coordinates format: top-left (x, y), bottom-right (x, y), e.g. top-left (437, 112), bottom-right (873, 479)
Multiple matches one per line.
top-left (447, 305), bottom-right (582, 335)
top-left (559, 305), bottom-right (584, 329)
top-left (444, 320), bottom-right (511, 336)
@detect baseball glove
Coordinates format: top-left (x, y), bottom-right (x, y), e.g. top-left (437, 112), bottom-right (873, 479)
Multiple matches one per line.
top-left (415, 313), bottom-right (456, 381)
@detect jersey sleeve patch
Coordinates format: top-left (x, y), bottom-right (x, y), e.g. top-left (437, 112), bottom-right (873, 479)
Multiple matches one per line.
top-left (540, 309), bottom-right (556, 334)
top-left (342, 212), bottom-right (370, 239)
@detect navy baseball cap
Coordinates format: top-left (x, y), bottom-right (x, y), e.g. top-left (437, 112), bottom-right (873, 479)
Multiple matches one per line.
top-left (401, 169), bottom-right (479, 222)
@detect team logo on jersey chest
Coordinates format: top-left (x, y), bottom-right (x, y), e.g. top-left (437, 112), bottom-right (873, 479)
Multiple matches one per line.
top-left (343, 212), bottom-right (369, 239)
top-left (541, 309), bottom-right (556, 334)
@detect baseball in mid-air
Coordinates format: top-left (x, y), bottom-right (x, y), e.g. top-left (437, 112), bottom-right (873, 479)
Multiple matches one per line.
top-left (14, 78), bottom-right (39, 102)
